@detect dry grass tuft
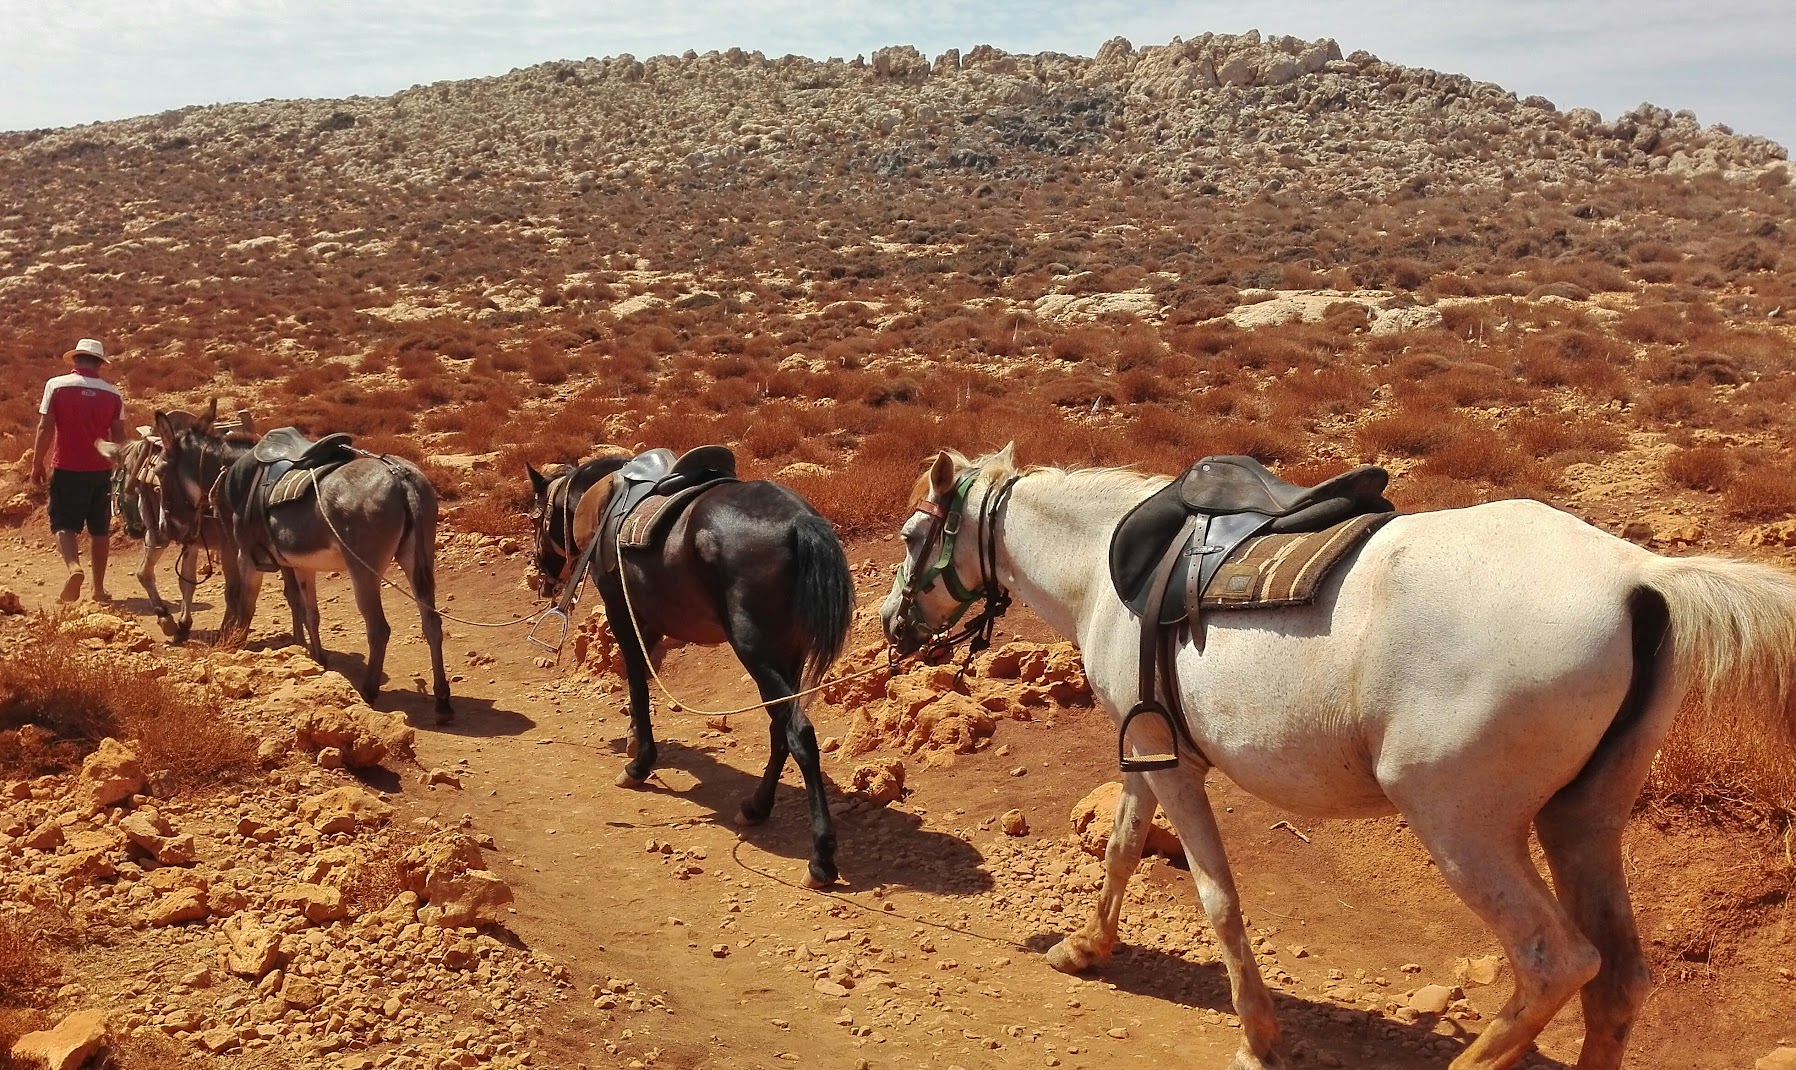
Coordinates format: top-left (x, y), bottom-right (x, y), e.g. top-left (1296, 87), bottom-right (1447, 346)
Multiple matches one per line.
top-left (1722, 465), bottom-right (1796, 520)
top-left (1650, 698), bottom-right (1796, 814)
top-left (0, 616), bottom-right (255, 787)
top-left (1663, 446), bottom-right (1737, 492)
top-left (0, 914), bottom-right (58, 1006)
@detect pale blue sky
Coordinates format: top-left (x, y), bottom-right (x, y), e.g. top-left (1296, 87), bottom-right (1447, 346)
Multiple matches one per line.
top-left (3, 1), bottom-right (1792, 151)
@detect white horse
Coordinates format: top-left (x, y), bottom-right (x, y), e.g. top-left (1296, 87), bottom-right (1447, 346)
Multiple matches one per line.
top-left (880, 445), bottom-right (1796, 1070)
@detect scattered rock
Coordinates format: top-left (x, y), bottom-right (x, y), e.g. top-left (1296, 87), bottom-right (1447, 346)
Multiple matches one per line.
top-left (1069, 782), bottom-right (1183, 860)
top-left (1756, 1047), bottom-right (1796, 1070)
top-left (1407, 984), bottom-right (1458, 1015)
top-left (222, 914), bottom-right (289, 979)
top-left (402, 831), bottom-right (514, 926)
top-left (1453, 955), bottom-right (1502, 987)
top-left (850, 758), bottom-right (906, 805)
top-left (145, 887), bottom-right (209, 927)
top-left (9, 1010), bottom-right (110, 1070)
top-left (298, 786), bottom-right (394, 834)
top-left (78, 737), bottom-right (144, 811)
top-left (999, 809), bottom-right (1029, 836)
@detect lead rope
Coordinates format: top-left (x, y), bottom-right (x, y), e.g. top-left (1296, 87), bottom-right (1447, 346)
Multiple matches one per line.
top-left (612, 547), bottom-right (888, 720)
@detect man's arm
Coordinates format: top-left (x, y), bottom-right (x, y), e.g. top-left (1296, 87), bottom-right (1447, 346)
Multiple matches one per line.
top-left (29, 413), bottom-right (53, 487)
top-left (110, 416), bottom-right (126, 445)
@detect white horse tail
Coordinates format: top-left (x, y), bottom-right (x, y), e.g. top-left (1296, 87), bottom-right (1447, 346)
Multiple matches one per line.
top-left (1639, 553), bottom-right (1796, 733)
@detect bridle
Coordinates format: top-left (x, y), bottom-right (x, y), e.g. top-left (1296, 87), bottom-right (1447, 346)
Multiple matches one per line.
top-left (891, 467), bottom-right (1020, 668)
top-left (531, 472), bottom-right (578, 592)
top-left (155, 433), bottom-right (227, 585)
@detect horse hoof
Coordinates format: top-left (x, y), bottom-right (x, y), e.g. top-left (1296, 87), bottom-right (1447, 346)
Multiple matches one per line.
top-left (156, 616), bottom-right (179, 638)
top-left (435, 711), bottom-right (454, 726)
top-left (734, 804), bottom-right (767, 828)
top-left (801, 864), bottom-right (839, 890)
top-left (615, 772), bottom-right (647, 789)
top-left (1044, 938), bottom-right (1102, 975)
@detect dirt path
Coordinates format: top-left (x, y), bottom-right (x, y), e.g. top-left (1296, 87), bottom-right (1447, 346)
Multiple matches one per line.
top-left (4, 526), bottom-right (1791, 1070)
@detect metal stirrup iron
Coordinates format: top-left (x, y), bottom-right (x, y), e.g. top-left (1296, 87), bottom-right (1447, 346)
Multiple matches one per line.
top-left (528, 529), bottom-right (602, 658)
top-left (1117, 514), bottom-right (1199, 773)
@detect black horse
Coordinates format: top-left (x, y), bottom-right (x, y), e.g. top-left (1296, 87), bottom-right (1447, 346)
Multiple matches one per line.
top-left (527, 453), bottom-right (856, 887)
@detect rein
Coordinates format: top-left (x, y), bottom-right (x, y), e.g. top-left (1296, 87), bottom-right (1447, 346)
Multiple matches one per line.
top-left (894, 470), bottom-right (1020, 673)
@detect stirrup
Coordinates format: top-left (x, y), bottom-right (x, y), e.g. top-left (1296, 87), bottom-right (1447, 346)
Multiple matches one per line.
top-left (1117, 701), bottom-right (1181, 773)
top-left (527, 606), bottom-right (571, 660)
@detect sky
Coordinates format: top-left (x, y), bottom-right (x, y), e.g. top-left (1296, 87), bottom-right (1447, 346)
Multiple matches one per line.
top-left (3, 0), bottom-right (1793, 151)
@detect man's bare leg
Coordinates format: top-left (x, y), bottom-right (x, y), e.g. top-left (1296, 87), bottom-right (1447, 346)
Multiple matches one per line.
top-left (55, 530), bottom-right (84, 602)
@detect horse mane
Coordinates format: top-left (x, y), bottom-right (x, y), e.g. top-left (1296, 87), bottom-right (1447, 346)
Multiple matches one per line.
top-left (956, 448), bottom-right (1169, 495)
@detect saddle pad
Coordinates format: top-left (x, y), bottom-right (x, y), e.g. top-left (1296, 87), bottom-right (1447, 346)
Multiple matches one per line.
top-left (267, 468), bottom-right (320, 509)
top-left (617, 483), bottom-right (720, 550)
top-left (1203, 512), bottom-right (1396, 609)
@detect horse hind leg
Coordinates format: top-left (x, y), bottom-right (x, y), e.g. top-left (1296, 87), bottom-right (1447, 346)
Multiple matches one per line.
top-left (1047, 772), bottom-right (1158, 974)
top-left (1400, 808), bottom-right (1599, 1070)
top-left (397, 530), bottom-right (453, 721)
top-left (137, 540), bottom-right (175, 634)
top-left (344, 564), bottom-right (392, 705)
top-left (736, 704), bottom-right (792, 827)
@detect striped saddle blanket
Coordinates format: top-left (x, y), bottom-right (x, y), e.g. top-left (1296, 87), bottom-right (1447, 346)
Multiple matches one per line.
top-left (1201, 511), bottom-right (1395, 610)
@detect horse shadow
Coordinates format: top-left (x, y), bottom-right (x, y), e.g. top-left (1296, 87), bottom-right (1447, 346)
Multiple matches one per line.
top-left (1012, 936), bottom-right (1568, 1069)
top-left (597, 732), bottom-right (991, 897)
top-left (249, 642), bottom-right (537, 738)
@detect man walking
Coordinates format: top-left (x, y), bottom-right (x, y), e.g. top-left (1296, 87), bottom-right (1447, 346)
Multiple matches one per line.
top-left (30, 337), bottom-right (126, 602)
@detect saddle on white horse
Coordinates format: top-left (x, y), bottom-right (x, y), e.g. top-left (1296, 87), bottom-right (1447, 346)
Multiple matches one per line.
top-left (1107, 455), bottom-right (1396, 771)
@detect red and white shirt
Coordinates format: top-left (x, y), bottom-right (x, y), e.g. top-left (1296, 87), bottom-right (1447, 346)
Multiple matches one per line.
top-left (39, 370), bottom-right (123, 472)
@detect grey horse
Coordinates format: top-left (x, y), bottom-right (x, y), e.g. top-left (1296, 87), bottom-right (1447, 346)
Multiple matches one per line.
top-left (154, 403), bottom-right (454, 721)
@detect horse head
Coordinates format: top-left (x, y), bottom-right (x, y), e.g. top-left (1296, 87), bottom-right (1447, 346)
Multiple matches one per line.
top-left (880, 442), bottom-right (1018, 656)
top-left (152, 400), bottom-right (223, 544)
top-left (526, 462), bottom-right (574, 598)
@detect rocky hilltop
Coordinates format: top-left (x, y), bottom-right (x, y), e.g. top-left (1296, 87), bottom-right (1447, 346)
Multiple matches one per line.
top-left (6, 32), bottom-right (1785, 200)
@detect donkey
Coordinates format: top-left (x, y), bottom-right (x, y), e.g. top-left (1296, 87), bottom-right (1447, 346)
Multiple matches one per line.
top-left (102, 413), bottom-right (217, 640)
top-left (527, 453), bottom-right (856, 887)
top-left (883, 445), bottom-right (1796, 1070)
top-left (156, 404), bottom-right (453, 721)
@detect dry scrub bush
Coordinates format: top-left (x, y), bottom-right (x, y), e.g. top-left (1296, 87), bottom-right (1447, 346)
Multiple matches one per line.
top-left (1357, 407), bottom-right (1461, 458)
top-left (1663, 446), bottom-right (1737, 492)
top-left (0, 618), bottom-right (254, 787)
top-left (0, 914), bottom-right (57, 1006)
top-left (1650, 697), bottom-right (1796, 814)
top-left (1510, 414), bottom-right (1627, 458)
top-left (1722, 465), bottom-right (1796, 520)
top-left (1418, 429), bottom-right (1535, 487)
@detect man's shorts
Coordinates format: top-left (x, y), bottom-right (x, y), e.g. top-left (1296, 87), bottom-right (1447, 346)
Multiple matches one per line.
top-left (48, 469), bottom-right (112, 536)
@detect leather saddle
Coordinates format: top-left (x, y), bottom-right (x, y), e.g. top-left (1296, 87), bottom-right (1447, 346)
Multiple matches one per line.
top-left (225, 427), bottom-right (359, 572)
top-left (1107, 456), bottom-right (1394, 773)
top-left (596, 445), bottom-right (739, 572)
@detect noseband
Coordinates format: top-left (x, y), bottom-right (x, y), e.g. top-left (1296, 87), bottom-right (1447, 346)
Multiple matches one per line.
top-left (893, 469), bottom-right (1019, 664)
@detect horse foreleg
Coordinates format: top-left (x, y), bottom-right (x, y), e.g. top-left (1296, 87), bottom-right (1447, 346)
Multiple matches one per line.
top-left (137, 540), bottom-right (176, 634)
top-left (217, 559), bottom-right (264, 649)
top-left (345, 566), bottom-right (391, 705)
top-left (1150, 772), bottom-right (1284, 1070)
top-left (173, 543), bottom-right (200, 643)
top-left (613, 611), bottom-right (659, 786)
top-left (1048, 772), bottom-right (1157, 974)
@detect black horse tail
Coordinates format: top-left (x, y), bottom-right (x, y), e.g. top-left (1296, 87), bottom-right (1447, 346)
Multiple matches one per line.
top-left (792, 513), bottom-right (856, 691)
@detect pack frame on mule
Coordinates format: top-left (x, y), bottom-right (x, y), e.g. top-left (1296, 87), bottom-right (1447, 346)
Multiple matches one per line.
top-left (526, 447), bottom-right (855, 888)
top-left (882, 444), bottom-right (1796, 1070)
top-left (154, 403), bottom-right (453, 721)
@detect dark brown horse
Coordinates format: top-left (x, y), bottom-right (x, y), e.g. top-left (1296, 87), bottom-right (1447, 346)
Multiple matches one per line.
top-left (527, 454), bottom-right (855, 887)
top-left (156, 405), bottom-right (453, 720)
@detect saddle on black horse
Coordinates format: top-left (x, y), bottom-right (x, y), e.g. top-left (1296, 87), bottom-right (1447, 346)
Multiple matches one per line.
top-left (598, 444), bottom-right (739, 571)
top-left (224, 427), bottom-right (358, 572)
top-left (1108, 455), bottom-right (1397, 772)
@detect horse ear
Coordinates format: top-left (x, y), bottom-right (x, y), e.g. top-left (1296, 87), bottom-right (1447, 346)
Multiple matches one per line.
top-left (993, 441), bottom-right (1017, 472)
top-left (928, 451), bottom-right (958, 497)
top-left (198, 398), bottom-right (217, 433)
top-left (526, 464), bottom-right (548, 495)
top-left (153, 410), bottom-right (173, 441)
